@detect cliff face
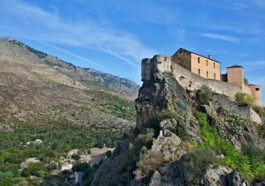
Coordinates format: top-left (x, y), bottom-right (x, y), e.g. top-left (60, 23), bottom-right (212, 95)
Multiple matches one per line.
top-left (93, 71), bottom-right (265, 185)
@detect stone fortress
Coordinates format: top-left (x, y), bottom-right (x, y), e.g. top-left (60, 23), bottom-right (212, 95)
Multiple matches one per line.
top-left (142, 48), bottom-right (262, 106)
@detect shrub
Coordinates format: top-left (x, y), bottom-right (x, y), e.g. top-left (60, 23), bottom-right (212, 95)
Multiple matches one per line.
top-left (257, 123), bottom-right (265, 138)
top-left (134, 149), bottom-right (164, 179)
top-left (217, 107), bottom-right (229, 116)
top-left (173, 119), bottom-right (189, 140)
top-left (253, 106), bottom-right (265, 117)
top-left (158, 110), bottom-right (178, 121)
top-left (106, 151), bottom-right (112, 158)
top-left (197, 85), bottom-right (212, 104)
top-left (235, 93), bottom-right (253, 106)
top-left (183, 148), bottom-right (214, 183)
top-left (0, 177), bottom-right (13, 186)
top-left (22, 162), bottom-right (47, 178)
top-left (228, 114), bottom-right (244, 137)
top-left (244, 78), bottom-right (249, 85)
top-left (118, 159), bottom-right (129, 173)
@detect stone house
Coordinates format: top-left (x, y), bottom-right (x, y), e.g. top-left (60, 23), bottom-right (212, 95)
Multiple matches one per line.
top-left (141, 48), bottom-right (262, 106)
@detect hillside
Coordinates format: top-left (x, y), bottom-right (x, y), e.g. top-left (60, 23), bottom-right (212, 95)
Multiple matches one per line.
top-left (92, 69), bottom-right (265, 185)
top-left (0, 37), bottom-right (137, 185)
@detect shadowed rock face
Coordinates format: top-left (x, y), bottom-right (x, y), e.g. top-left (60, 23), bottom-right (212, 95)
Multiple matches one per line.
top-left (93, 67), bottom-right (265, 185)
top-left (135, 72), bottom-right (190, 134)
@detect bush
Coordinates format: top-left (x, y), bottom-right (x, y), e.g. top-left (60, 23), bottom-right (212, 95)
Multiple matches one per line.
top-left (257, 123), bottom-right (265, 138)
top-left (0, 177), bottom-right (13, 186)
top-left (134, 149), bottom-right (164, 179)
top-left (253, 106), bottom-right (265, 117)
top-left (118, 159), bottom-right (129, 173)
top-left (173, 119), bottom-right (189, 140)
top-left (183, 148), bottom-right (214, 183)
top-left (235, 93), bottom-right (253, 106)
top-left (197, 85), bottom-right (212, 104)
top-left (22, 162), bottom-right (47, 178)
top-left (158, 110), bottom-right (178, 121)
top-left (106, 151), bottom-right (112, 158)
top-left (244, 78), bottom-right (249, 85)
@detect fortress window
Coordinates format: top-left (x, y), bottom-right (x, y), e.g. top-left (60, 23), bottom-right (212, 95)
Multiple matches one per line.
top-left (256, 88), bottom-right (260, 91)
top-left (206, 71), bottom-right (209, 78)
top-left (198, 69), bottom-right (201, 75)
top-left (213, 63), bottom-right (216, 68)
top-left (206, 60), bottom-right (208, 66)
top-left (214, 73), bottom-right (216, 79)
top-left (198, 57), bottom-right (200, 63)
top-left (163, 57), bottom-right (167, 61)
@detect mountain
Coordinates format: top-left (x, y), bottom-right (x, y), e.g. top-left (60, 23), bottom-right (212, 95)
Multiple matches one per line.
top-left (92, 65), bottom-right (265, 185)
top-left (0, 37), bottom-right (138, 128)
top-left (1, 37), bottom-right (140, 97)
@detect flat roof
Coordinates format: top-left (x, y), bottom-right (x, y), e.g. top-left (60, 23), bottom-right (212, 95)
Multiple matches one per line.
top-left (176, 48), bottom-right (221, 64)
top-left (227, 65), bottom-right (243, 68)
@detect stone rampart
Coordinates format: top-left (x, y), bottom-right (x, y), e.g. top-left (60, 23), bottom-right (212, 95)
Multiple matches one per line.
top-left (142, 55), bottom-right (242, 101)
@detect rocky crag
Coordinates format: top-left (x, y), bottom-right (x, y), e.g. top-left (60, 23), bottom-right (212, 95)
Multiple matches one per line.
top-left (93, 70), bottom-right (265, 185)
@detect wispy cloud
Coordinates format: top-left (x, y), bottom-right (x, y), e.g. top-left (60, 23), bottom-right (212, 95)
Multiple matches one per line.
top-left (41, 41), bottom-right (102, 67)
top-left (200, 33), bottom-right (239, 42)
top-left (0, 0), bottom-right (155, 67)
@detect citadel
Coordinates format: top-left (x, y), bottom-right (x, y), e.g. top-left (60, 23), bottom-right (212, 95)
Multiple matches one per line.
top-left (141, 48), bottom-right (262, 106)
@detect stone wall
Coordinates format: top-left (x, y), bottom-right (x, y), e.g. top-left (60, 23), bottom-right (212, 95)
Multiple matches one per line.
top-left (171, 62), bottom-right (242, 100)
top-left (142, 55), bottom-right (242, 101)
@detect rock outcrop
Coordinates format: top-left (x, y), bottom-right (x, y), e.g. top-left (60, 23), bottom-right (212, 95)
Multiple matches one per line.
top-left (93, 70), bottom-right (265, 185)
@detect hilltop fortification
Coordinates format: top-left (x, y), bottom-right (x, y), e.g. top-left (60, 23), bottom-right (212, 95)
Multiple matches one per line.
top-left (142, 48), bottom-right (262, 106)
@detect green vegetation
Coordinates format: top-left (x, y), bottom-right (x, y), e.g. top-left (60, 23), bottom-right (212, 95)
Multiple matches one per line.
top-left (253, 106), bottom-right (265, 117)
top-left (195, 112), bottom-right (265, 181)
top-left (244, 78), bottom-right (249, 85)
top-left (197, 85), bottom-right (212, 104)
top-left (99, 93), bottom-right (136, 121)
top-left (257, 123), bottom-right (265, 138)
top-left (173, 118), bottom-right (189, 140)
top-left (183, 148), bottom-right (215, 183)
top-left (235, 93), bottom-right (253, 106)
top-left (22, 162), bottom-right (47, 178)
top-left (134, 148), bottom-right (164, 178)
top-left (158, 110), bottom-right (178, 121)
top-left (0, 121), bottom-right (123, 184)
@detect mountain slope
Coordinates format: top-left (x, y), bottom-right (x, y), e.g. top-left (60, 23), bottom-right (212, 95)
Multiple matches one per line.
top-left (4, 37), bottom-right (140, 97)
top-left (0, 37), bottom-right (136, 129)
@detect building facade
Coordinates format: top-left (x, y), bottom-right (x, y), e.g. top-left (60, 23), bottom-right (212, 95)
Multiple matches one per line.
top-left (141, 48), bottom-right (263, 106)
top-left (172, 48), bottom-right (221, 81)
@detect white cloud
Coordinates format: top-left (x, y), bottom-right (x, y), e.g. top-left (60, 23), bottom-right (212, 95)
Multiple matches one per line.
top-left (200, 33), bottom-right (239, 42)
top-left (0, 0), bottom-right (155, 67)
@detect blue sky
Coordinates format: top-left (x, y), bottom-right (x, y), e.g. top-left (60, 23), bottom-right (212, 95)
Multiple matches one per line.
top-left (1, 0), bottom-right (265, 104)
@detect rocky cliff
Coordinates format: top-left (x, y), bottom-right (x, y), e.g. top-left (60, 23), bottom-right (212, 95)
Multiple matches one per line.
top-left (93, 70), bottom-right (265, 185)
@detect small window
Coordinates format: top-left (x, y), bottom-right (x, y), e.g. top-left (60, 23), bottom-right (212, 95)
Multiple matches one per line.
top-left (163, 57), bottom-right (167, 61)
top-left (206, 71), bottom-right (209, 78)
top-left (206, 60), bottom-right (208, 66)
top-left (198, 57), bottom-right (200, 63)
top-left (256, 88), bottom-right (260, 91)
top-left (214, 73), bottom-right (216, 79)
top-left (198, 69), bottom-right (201, 75)
top-left (213, 63), bottom-right (216, 68)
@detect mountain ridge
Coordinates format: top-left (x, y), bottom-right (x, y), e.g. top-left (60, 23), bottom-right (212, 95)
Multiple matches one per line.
top-left (0, 37), bottom-right (140, 97)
